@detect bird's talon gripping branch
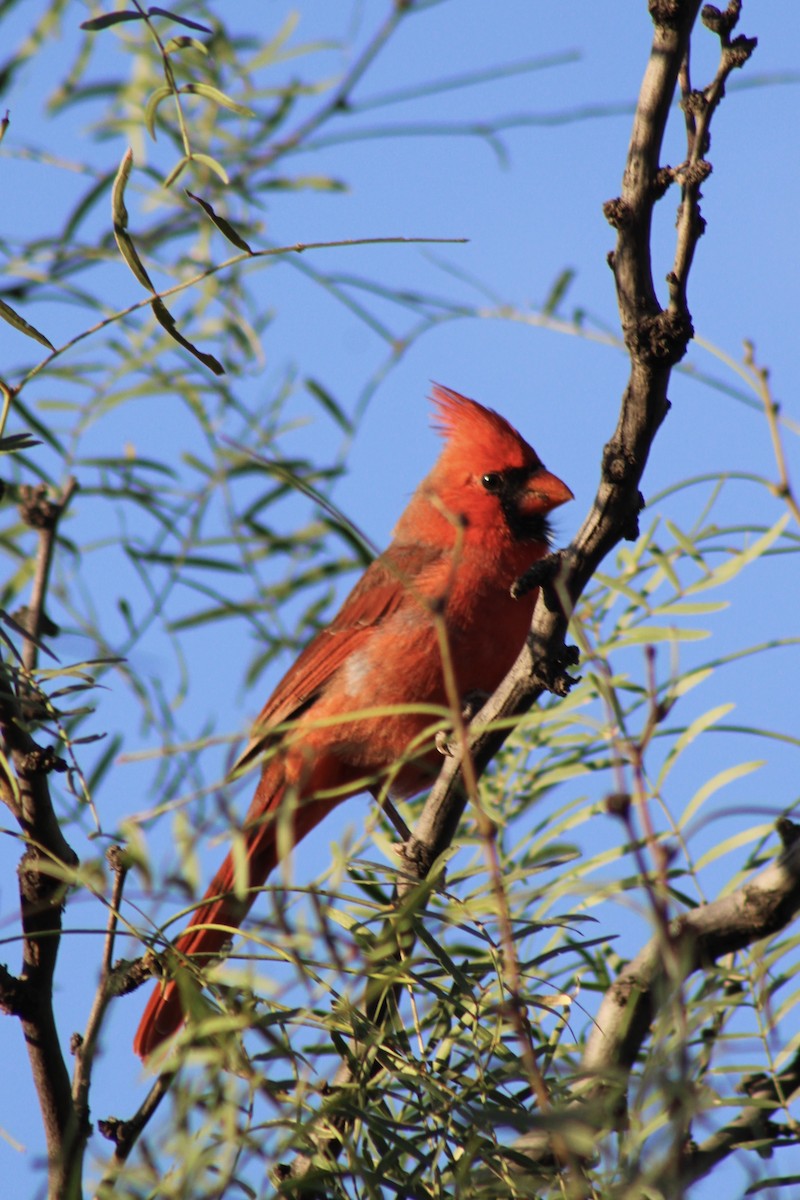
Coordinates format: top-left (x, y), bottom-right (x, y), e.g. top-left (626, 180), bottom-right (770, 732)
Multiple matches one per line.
top-left (511, 550), bottom-right (569, 610)
top-left (530, 642), bottom-right (581, 698)
top-left (435, 729), bottom-right (454, 757)
top-left (436, 690), bottom-right (490, 756)
top-left (459, 689), bottom-right (490, 721)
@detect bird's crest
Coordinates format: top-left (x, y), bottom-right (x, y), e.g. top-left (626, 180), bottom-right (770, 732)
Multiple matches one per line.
top-left (430, 384), bottom-right (540, 471)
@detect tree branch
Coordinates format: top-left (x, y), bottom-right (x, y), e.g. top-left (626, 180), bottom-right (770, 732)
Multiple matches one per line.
top-left (0, 475), bottom-right (82, 1199)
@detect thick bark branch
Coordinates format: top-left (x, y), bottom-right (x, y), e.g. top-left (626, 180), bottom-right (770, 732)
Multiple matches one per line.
top-left (0, 477), bottom-right (82, 1199)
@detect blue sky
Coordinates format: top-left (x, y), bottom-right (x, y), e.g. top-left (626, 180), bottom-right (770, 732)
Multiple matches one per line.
top-left (1, 2), bottom-right (798, 1195)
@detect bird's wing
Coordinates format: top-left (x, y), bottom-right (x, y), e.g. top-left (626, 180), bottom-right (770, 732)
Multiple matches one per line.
top-left (233, 541), bottom-right (440, 774)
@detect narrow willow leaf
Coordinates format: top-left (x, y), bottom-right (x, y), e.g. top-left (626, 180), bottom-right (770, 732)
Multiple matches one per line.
top-left (112, 149), bottom-right (155, 291)
top-left (665, 518), bottom-right (705, 564)
top-left (0, 299), bottom-right (54, 350)
top-left (186, 191), bottom-right (252, 252)
top-left (173, 810), bottom-right (200, 894)
top-left (144, 85), bottom-right (172, 138)
top-left (81, 10), bottom-right (143, 30)
top-left (542, 267), bottom-right (575, 316)
top-left (151, 297), bottom-right (225, 375)
top-left (593, 572), bottom-right (651, 611)
top-left (305, 379), bottom-right (353, 434)
top-left (681, 760), bottom-right (765, 828)
top-left (0, 748), bottom-right (20, 808)
top-left (0, 432), bottom-right (42, 452)
top-left (181, 82), bottom-right (255, 118)
top-left (264, 175), bottom-right (347, 192)
top-left (115, 226), bottom-right (155, 291)
top-left (165, 36), bottom-right (208, 57)
top-left (614, 625), bottom-right (710, 647)
top-left (689, 514), bottom-right (790, 593)
top-left (167, 603), bottom-right (252, 632)
top-left (111, 147), bottom-right (132, 229)
top-left (660, 702), bottom-right (734, 774)
top-left (694, 824), bottom-right (774, 871)
top-left (61, 171), bottom-right (116, 243)
top-left (252, 10), bottom-right (299, 67)
top-left (772, 984), bottom-right (800, 1029)
top-left (190, 152), bottom-right (229, 184)
top-left (128, 549), bottom-right (240, 573)
top-left (670, 667), bottom-right (713, 698)
top-left (647, 547), bottom-right (682, 594)
top-left (163, 155), bottom-right (189, 189)
top-left (148, 7), bottom-right (213, 34)
top-left (651, 600), bottom-right (729, 617)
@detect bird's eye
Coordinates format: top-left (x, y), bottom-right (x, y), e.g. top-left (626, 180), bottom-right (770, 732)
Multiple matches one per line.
top-left (481, 472), bottom-right (503, 493)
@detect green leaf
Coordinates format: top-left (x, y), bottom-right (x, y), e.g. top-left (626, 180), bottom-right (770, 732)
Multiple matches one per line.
top-left (0, 298), bottom-right (54, 351)
top-left (656, 702), bottom-right (735, 792)
top-left (127, 549), bottom-right (240, 573)
top-left (186, 191), bottom-right (252, 252)
top-left (263, 175), bottom-right (347, 193)
top-left (189, 152), bottom-right (229, 185)
top-left (305, 379), bottom-right (354, 434)
top-left (163, 155), bottom-right (189, 189)
top-left (680, 760), bottom-right (765, 828)
top-left (695, 824), bottom-right (774, 871)
top-left (689, 514), bottom-right (790, 593)
top-left (542, 267), bottom-right (575, 316)
top-left (144, 85), bottom-right (172, 138)
top-left (164, 36), bottom-right (209, 57)
top-left (670, 667), bottom-right (713, 698)
top-left (651, 599), bottom-right (729, 617)
top-left (111, 147), bottom-right (132, 230)
top-left (664, 518), bottom-right (705, 565)
top-left (180, 82), bottom-right (255, 118)
top-left (112, 149), bottom-right (156, 291)
top-left (614, 625), bottom-right (710, 647)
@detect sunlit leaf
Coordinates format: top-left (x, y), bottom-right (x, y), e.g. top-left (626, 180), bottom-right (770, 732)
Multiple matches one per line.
top-left (189, 152), bottom-right (229, 184)
top-left (694, 824), bottom-right (774, 870)
top-left (144, 85), bottom-right (172, 138)
top-left (681, 760), bottom-right (765, 828)
top-left (180, 82), bottom-right (255, 118)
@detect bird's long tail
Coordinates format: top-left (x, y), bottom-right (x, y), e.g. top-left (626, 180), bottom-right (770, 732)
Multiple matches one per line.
top-left (133, 768), bottom-right (340, 1059)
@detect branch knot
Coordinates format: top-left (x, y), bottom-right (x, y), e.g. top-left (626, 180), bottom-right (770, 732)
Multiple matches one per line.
top-left (632, 308), bottom-right (693, 364)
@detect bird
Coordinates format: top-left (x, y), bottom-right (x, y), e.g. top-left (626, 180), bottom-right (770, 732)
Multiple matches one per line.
top-left (133, 385), bottom-right (572, 1058)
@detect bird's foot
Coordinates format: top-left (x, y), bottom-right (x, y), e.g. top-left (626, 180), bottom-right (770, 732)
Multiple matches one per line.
top-left (511, 549), bottom-right (569, 609)
top-left (435, 690), bottom-right (490, 756)
top-left (530, 640), bottom-right (581, 698)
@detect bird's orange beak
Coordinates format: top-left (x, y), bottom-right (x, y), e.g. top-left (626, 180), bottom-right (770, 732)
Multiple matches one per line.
top-left (522, 466), bottom-right (574, 513)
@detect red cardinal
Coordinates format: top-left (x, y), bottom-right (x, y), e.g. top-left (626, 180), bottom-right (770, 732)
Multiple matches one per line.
top-left (134, 386), bottom-right (572, 1058)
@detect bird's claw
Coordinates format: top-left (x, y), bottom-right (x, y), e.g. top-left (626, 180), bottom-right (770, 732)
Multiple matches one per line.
top-left (436, 690), bottom-right (491, 755)
top-left (511, 550), bottom-right (569, 611)
top-left (530, 641), bottom-right (581, 697)
top-left (435, 729), bottom-right (454, 756)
